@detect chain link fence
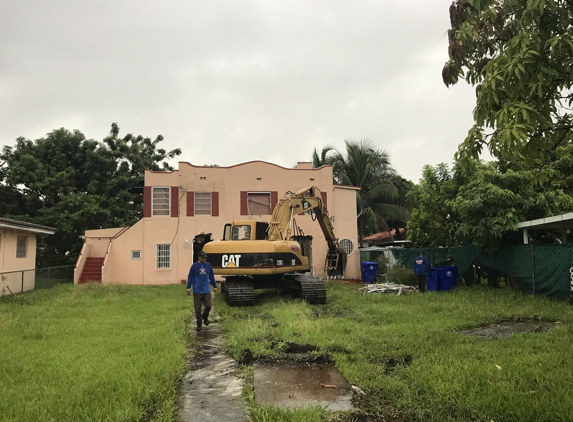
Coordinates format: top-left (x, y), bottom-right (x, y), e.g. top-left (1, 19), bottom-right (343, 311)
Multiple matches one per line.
top-left (1, 265), bottom-right (74, 297)
top-left (35, 265), bottom-right (74, 289)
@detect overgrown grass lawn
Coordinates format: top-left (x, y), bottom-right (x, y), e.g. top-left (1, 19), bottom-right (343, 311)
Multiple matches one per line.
top-left (217, 283), bottom-right (573, 422)
top-left (3, 282), bottom-right (573, 422)
top-left (0, 283), bottom-right (191, 422)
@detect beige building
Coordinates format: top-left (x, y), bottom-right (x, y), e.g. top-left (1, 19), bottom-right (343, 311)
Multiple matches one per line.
top-left (75, 161), bottom-right (360, 285)
top-left (0, 217), bottom-right (56, 296)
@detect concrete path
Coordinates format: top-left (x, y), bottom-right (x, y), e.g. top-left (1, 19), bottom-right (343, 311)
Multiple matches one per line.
top-left (179, 318), bottom-right (250, 422)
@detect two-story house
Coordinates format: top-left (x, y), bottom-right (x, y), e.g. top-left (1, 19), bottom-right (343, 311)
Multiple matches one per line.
top-left (74, 161), bottom-right (360, 285)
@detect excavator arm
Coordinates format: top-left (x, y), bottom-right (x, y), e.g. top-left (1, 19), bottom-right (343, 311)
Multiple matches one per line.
top-left (267, 186), bottom-right (346, 277)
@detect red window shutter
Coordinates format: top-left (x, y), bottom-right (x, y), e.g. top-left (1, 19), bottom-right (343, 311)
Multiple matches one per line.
top-left (321, 192), bottom-right (327, 208)
top-left (144, 186), bottom-right (152, 217)
top-left (171, 186), bottom-right (179, 217)
top-left (240, 191), bottom-right (248, 215)
top-left (212, 192), bottom-right (219, 216)
top-left (187, 192), bottom-right (195, 216)
top-left (271, 191), bottom-right (278, 212)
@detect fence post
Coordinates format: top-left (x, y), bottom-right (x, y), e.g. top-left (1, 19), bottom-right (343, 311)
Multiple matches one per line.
top-left (569, 266), bottom-right (573, 305)
top-left (21, 270), bottom-right (24, 294)
top-left (531, 245), bottom-right (535, 296)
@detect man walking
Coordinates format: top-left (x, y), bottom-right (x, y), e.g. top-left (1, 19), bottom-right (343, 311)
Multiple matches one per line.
top-left (413, 251), bottom-right (430, 293)
top-left (187, 251), bottom-right (218, 331)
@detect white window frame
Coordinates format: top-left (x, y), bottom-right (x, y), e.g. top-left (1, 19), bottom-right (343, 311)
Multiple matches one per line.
top-left (194, 192), bottom-right (212, 215)
top-left (156, 243), bottom-right (171, 269)
top-left (131, 250), bottom-right (141, 260)
top-left (152, 187), bottom-right (170, 216)
top-left (247, 192), bottom-right (271, 215)
top-left (16, 235), bottom-right (28, 258)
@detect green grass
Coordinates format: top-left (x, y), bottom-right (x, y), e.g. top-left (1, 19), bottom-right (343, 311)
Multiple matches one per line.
top-left (216, 283), bottom-right (573, 422)
top-left (0, 283), bottom-right (191, 422)
top-left (3, 281), bottom-right (573, 421)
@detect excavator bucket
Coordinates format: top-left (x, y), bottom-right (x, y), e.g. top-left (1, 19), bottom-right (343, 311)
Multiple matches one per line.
top-left (325, 248), bottom-right (346, 279)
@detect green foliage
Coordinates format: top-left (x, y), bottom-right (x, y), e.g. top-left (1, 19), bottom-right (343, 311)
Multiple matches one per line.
top-left (386, 264), bottom-right (418, 286)
top-left (0, 284), bottom-right (190, 422)
top-left (407, 160), bottom-right (573, 252)
top-left (0, 123), bottom-right (181, 265)
top-left (406, 163), bottom-right (464, 248)
top-left (444, 0), bottom-right (573, 168)
top-left (311, 145), bottom-right (335, 168)
top-left (315, 140), bottom-right (412, 238)
top-left (376, 253), bottom-right (390, 275)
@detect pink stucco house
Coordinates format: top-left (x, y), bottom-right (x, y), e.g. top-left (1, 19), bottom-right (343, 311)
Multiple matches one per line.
top-left (74, 161), bottom-right (360, 285)
top-left (0, 217), bottom-right (56, 296)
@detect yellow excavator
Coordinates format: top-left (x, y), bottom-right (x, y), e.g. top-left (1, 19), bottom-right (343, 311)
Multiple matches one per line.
top-left (202, 186), bottom-right (347, 306)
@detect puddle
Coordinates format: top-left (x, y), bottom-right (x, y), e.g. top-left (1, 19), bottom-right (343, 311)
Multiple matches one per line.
top-left (254, 360), bottom-right (355, 411)
top-left (458, 320), bottom-right (559, 339)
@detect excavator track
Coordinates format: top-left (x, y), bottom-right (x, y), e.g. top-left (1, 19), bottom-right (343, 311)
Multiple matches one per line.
top-left (285, 274), bottom-right (327, 304)
top-left (222, 277), bottom-right (255, 306)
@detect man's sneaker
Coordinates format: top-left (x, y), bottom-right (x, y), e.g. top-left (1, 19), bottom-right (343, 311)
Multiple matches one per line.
top-left (203, 318), bottom-right (210, 326)
top-left (196, 325), bottom-right (202, 331)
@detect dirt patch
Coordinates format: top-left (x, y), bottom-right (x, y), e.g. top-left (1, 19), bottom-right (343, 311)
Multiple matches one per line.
top-left (283, 342), bottom-right (320, 353)
top-left (369, 355), bottom-right (413, 376)
top-left (458, 316), bottom-right (560, 339)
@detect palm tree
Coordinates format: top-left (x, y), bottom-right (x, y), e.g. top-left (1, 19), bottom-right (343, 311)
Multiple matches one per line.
top-left (328, 140), bottom-right (410, 242)
top-left (312, 146), bottom-right (335, 168)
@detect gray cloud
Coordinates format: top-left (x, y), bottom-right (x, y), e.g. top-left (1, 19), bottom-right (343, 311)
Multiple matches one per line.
top-left (1, 0), bottom-right (479, 182)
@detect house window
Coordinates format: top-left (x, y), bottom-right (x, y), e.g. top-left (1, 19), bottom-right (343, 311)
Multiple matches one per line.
top-left (248, 192), bottom-right (271, 215)
top-left (339, 239), bottom-right (354, 255)
top-left (16, 235), bottom-right (28, 258)
top-left (152, 187), bottom-right (170, 216)
top-left (156, 244), bottom-right (171, 269)
top-left (195, 192), bottom-right (212, 215)
top-left (132, 250), bottom-right (141, 259)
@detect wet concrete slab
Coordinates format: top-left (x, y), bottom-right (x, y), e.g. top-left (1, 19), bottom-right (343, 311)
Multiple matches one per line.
top-left (458, 320), bottom-right (559, 339)
top-left (253, 360), bottom-right (355, 411)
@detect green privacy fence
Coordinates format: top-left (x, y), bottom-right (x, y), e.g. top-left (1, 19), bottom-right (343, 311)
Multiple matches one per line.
top-left (391, 245), bottom-right (573, 301)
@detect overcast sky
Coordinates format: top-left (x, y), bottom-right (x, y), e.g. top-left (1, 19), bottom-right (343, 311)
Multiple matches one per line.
top-left (0, 0), bottom-right (480, 183)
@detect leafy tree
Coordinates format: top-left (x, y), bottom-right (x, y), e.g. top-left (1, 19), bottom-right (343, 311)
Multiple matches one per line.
top-left (406, 163), bottom-right (463, 247)
top-left (0, 164), bottom-right (26, 216)
top-left (407, 160), bottom-right (573, 252)
top-left (443, 0), bottom-right (573, 168)
top-left (1, 123), bottom-right (181, 266)
top-left (327, 140), bottom-right (410, 240)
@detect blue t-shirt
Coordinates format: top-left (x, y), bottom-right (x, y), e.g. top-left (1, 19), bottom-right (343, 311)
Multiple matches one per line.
top-left (413, 255), bottom-right (429, 275)
top-left (187, 261), bottom-right (217, 294)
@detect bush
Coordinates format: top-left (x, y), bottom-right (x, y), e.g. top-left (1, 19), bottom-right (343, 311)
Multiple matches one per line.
top-left (376, 254), bottom-right (390, 275)
top-left (386, 265), bottom-right (418, 286)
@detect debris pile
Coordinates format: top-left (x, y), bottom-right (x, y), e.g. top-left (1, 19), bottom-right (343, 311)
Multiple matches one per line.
top-left (359, 283), bottom-right (418, 295)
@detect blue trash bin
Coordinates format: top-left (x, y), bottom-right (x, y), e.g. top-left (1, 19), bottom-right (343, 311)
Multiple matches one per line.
top-left (437, 266), bottom-right (458, 291)
top-left (427, 268), bottom-right (438, 292)
top-left (361, 261), bottom-right (379, 284)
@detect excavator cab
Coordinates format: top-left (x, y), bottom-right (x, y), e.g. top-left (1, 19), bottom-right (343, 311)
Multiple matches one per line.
top-left (222, 221), bottom-right (270, 241)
